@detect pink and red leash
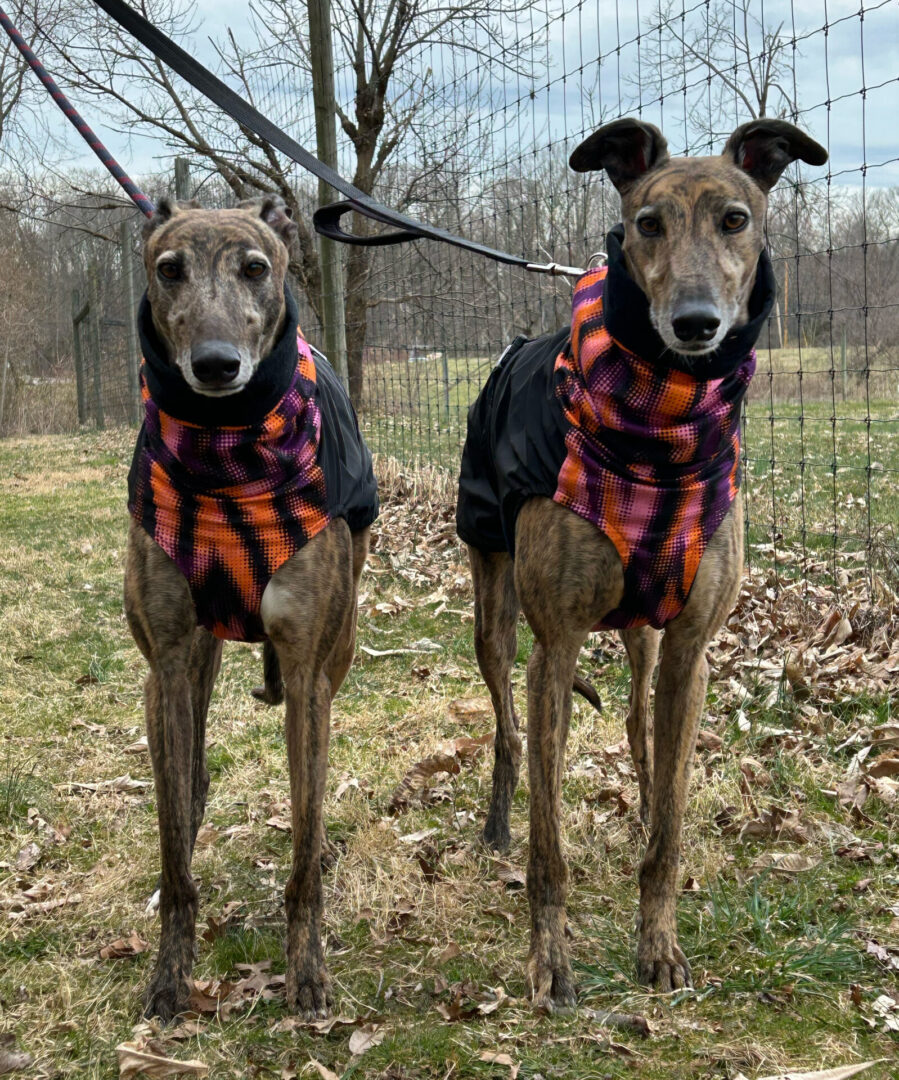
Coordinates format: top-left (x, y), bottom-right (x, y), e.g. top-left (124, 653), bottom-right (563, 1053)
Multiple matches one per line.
top-left (0, 7), bottom-right (155, 218)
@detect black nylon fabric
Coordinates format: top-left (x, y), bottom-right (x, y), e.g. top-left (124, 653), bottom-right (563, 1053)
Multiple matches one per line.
top-left (312, 350), bottom-right (380, 533)
top-left (456, 327), bottom-right (570, 554)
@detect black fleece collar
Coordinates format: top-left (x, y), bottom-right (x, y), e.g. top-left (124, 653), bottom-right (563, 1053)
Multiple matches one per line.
top-left (602, 224), bottom-right (776, 379)
top-left (137, 286), bottom-right (301, 426)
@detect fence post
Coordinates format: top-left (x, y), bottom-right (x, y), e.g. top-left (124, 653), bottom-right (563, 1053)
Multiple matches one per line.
top-left (88, 266), bottom-right (105, 430)
top-left (174, 157), bottom-right (192, 201)
top-left (841, 327), bottom-right (848, 402)
top-left (307, 0), bottom-right (348, 389)
top-left (0, 343), bottom-right (10, 436)
top-left (120, 220), bottom-right (142, 424)
top-left (71, 288), bottom-right (87, 426)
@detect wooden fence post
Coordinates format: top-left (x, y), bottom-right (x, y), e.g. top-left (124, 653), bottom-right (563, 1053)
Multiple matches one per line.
top-left (71, 288), bottom-right (88, 426)
top-left (174, 157), bottom-right (191, 201)
top-left (120, 220), bottom-right (142, 424)
top-left (88, 266), bottom-right (105, 430)
top-left (307, 0), bottom-right (348, 389)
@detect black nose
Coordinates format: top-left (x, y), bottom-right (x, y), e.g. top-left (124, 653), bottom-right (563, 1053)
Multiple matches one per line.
top-left (190, 341), bottom-right (241, 384)
top-left (671, 303), bottom-right (721, 343)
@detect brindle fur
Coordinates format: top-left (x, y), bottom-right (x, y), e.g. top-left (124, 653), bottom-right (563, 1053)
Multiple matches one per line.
top-left (470, 119), bottom-right (826, 1010)
top-left (126, 196), bottom-right (370, 1022)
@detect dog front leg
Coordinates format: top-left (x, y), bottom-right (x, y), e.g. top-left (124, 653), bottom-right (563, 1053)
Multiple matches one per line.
top-left (525, 637), bottom-right (580, 1012)
top-left (280, 659), bottom-right (333, 1018)
top-left (635, 631), bottom-right (707, 991)
top-left (143, 661), bottom-right (198, 1021)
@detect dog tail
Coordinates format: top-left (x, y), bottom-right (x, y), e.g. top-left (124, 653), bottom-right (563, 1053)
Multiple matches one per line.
top-left (251, 640), bottom-right (285, 705)
top-left (572, 673), bottom-right (602, 713)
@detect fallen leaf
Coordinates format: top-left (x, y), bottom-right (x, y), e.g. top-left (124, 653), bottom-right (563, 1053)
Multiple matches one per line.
top-left (478, 1050), bottom-right (519, 1078)
top-left (389, 752), bottom-right (460, 814)
top-left (0, 1034), bottom-right (32, 1075)
top-left (476, 987), bottom-right (508, 1015)
top-left (495, 863), bottom-right (526, 889)
top-left (265, 816), bottom-right (292, 832)
top-left (116, 1041), bottom-right (208, 1078)
top-left (582, 1008), bottom-right (651, 1037)
top-left (100, 931), bottom-right (149, 960)
top-left (348, 1024), bottom-right (385, 1056)
top-left (447, 697), bottom-right (494, 722)
top-left (438, 942), bottom-right (461, 965)
top-left (750, 852), bottom-right (820, 875)
top-left (15, 842), bottom-right (40, 872)
top-left (867, 753), bottom-right (899, 778)
top-left (306, 1062), bottom-right (339, 1080)
top-left (748, 1063), bottom-right (879, 1080)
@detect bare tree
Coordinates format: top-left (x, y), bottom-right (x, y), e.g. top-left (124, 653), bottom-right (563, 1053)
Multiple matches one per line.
top-left (50, 0), bottom-right (547, 401)
top-left (635, 0), bottom-right (798, 148)
top-left (0, 1), bottom-right (70, 161)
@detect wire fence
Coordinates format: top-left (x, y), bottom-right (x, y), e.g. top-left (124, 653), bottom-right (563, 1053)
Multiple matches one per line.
top-left (69, 0), bottom-right (897, 591)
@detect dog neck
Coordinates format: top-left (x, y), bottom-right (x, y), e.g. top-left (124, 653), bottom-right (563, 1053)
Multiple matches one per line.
top-left (137, 285), bottom-right (300, 426)
top-left (602, 224), bottom-right (776, 378)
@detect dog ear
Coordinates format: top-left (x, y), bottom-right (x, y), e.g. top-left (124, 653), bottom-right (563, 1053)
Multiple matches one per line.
top-left (240, 194), bottom-right (297, 247)
top-left (142, 197), bottom-right (201, 241)
top-left (723, 119), bottom-right (828, 192)
top-left (142, 196), bottom-right (176, 240)
top-left (569, 118), bottom-right (669, 193)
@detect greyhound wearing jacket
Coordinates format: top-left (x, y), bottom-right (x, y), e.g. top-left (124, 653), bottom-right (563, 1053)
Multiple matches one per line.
top-left (456, 118), bottom-right (827, 1010)
top-left (125, 195), bottom-right (377, 1022)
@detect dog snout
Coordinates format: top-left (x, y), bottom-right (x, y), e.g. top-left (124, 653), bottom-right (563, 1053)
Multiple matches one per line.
top-left (190, 341), bottom-right (241, 385)
top-left (670, 301), bottom-right (721, 344)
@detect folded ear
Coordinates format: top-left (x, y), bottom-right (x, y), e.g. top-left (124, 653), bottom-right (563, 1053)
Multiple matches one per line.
top-left (239, 194), bottom-right (297, 246)
top-left (569, 118), bottom-right (669, 193)
top-left (142, 197), bottom-right (201, 241)
top-left (723, 119), bottom-right (828, 192)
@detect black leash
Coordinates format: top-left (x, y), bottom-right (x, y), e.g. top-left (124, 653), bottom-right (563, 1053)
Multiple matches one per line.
top-left (90, 0), bottom-right (585, 278)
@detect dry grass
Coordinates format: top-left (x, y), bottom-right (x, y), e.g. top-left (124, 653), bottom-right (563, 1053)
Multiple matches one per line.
top-left (0, 432), bottom-right (897, 1080)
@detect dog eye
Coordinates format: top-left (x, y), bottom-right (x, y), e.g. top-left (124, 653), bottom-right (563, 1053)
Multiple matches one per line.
top-left (722, 211), bottom-right (748, 233)
top-left (637, 216), bottom-right (661, 237)
top-left (244, 261), bottom-right (268, 279)
top-left (157, 262), bottom-right (181, 281)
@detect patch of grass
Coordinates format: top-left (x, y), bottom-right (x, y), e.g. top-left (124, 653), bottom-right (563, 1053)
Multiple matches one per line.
top-left (0, 431), bottom-right (896, 1080)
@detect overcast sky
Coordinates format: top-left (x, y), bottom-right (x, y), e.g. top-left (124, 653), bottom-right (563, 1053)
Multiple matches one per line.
top-left (36, 0), bottom-right (898, 189)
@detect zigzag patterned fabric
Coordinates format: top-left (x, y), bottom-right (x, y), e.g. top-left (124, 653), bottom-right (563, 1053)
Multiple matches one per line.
top-left (128, 336), bottom-right (331, 641)
top-left (552, 266), bottom-right (756, 629)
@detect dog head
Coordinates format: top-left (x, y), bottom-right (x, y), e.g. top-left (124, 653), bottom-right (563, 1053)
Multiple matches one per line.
top-left (570, 118), bottom-right (827, 357)
top-left (142, 196), bottom-right (297, 396)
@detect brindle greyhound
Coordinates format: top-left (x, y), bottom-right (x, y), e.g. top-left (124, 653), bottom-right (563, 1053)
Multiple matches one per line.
top-left (461, 119), bottom-right (827, 1011)
top-left (125, 196), bottom-right (372, 1021)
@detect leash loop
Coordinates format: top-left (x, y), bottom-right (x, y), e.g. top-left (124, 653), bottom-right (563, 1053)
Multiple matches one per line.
top-left (84, 0), bottom-right (585, 276)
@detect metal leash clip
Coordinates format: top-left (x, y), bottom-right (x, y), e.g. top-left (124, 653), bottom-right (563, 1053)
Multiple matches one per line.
top-left (588, 250), bottom-right (608, 268)
top-left (524, 260), bottom-right (587, 278)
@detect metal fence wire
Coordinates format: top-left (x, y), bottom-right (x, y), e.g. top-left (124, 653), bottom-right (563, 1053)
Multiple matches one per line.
top-left (84, 0), bottom-right (897, 590)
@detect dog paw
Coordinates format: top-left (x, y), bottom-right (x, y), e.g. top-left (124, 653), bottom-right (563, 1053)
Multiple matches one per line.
top-left (143, 975), bottom-right (191, 1024)
top-left (250, 684), bottom-right (283, 705)
top-left (527, 929), bottom-right (576, 1014)
top-left (481, 818), bottom-right (511, 854)
top-left (636, 931), bottom-right (692, 992)
top-left (286, 967), bottom-right (333, 1019)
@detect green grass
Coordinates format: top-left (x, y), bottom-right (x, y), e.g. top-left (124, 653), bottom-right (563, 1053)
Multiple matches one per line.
top-left (0, 431), bottom-right (897, 1079)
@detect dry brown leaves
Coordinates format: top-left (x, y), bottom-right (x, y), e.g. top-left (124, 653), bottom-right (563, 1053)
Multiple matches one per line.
top-left (116, 1036), bottom-right (208, 1078)
top-left (389, 715), bottom-right (494, 814)
top-left (720, 564), bottom-right (899, 710)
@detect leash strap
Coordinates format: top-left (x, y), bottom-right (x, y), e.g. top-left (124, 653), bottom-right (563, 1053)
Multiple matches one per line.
top-left (0, 7), bottom-right (155, 218)
top-left (89, 0), bottom-right (585, 277)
